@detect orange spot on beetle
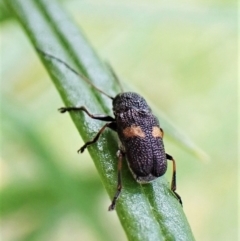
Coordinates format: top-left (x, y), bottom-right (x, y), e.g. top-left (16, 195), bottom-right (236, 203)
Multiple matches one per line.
top-left (152, 126), bottom-right (163, 138)
top-left (123, 125), bottom-right (145, 138)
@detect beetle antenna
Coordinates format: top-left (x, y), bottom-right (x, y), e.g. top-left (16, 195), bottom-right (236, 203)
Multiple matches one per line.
top-left (36, 48), bottom-right (114, 100)
top-left (105, 62), bottom-right (124, 93)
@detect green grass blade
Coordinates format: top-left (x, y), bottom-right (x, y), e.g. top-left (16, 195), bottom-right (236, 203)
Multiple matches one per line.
top-left (4, 0), bottom-right (195, 240)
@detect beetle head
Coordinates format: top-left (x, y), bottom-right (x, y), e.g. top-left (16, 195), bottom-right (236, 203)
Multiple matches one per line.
top-left (113, 92), bottom-right (151, 114)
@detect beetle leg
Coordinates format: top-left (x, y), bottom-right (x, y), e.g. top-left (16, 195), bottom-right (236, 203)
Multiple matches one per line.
top-left (78, 122), bottom-right (117, 153)
top-left (108, 150), bottom-right (124, 211)
top-left (59, 106), bottom-right (115, 122)
top-left (166, 153), bottom-right (183, 205)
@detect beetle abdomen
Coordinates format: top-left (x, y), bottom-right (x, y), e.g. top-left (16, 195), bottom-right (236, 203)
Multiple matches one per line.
top-left (125, 136), bottom-right (167, 183)
top-left (117, 109), bottom-right (167, 183)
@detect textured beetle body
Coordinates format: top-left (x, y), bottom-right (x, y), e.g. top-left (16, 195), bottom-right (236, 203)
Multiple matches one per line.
top-left (38, 48), bottom-right (182, 211)
top-left (113, 92), bottom-right (167, 183)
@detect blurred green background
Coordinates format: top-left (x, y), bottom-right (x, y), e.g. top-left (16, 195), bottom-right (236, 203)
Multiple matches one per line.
top-left (1, 0), bottom-right (238, 241)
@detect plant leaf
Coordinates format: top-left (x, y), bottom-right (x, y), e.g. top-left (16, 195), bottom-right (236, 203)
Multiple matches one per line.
top-left (4, 0), bottom-right (195, 240)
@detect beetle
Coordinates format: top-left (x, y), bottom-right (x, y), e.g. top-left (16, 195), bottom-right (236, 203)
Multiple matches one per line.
top-left (37, 48), bottom-right (182, 211)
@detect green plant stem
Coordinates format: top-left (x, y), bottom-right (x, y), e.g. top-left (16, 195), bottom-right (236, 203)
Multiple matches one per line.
top-left (4, 0), bottom-right (195, 240)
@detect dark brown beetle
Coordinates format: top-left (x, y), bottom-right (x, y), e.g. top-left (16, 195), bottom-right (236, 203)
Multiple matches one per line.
top-left (38, 49), bottom-right (182, 211)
